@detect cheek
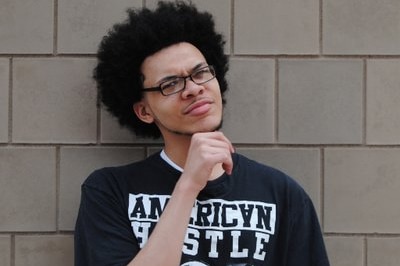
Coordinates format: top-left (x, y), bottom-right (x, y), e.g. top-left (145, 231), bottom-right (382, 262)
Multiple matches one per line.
top-left (211, 80), bottom-right (222, 96)
top-left (149, 98), bottom-right (180, 120)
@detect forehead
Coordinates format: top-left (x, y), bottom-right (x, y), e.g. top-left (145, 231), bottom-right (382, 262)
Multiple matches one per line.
top-left (141, 42), bottom-right (207, 80)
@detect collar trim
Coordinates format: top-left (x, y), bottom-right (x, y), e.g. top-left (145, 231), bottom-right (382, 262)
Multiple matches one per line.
top-left (160, 149), bottom-right (184, 172)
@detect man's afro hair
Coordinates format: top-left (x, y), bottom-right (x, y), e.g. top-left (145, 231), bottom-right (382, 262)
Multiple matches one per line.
top-left (94, 1), bottom-right (229, 139)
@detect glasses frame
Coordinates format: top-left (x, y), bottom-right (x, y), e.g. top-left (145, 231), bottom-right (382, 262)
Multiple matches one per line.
top-left (140, 65), bottom-right (216, 96)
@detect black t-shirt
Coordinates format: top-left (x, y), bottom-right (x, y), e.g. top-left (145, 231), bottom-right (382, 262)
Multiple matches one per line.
top-left (74, 151), bottom-right (330, 266)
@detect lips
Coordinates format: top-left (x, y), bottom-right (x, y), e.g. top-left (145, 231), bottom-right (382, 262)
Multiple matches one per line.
top-left (183, 98), bottom-right (214, 116)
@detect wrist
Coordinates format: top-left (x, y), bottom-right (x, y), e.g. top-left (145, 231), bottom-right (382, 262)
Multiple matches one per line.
top-left (175, 172), bottom-right (204, 198)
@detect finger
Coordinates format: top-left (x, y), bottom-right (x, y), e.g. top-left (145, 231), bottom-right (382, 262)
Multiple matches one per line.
top-left (210, 131), bottom-right (235, 153)
top-left (222, 155), bottom-right (233, 175)
top-left (206, 149), bottom-right (233, 175)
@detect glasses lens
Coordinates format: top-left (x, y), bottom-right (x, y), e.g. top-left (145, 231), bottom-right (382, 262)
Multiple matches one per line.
top-left (159, 66), bottom-right (216, 96)
top-left (191, 66), bottom-right (215, 84)
top-left (160, 78), bottom-right (184, 95)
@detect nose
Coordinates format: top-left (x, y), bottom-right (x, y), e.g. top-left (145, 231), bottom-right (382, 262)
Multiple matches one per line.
top-left (181, 78), bottom-right (204, 99)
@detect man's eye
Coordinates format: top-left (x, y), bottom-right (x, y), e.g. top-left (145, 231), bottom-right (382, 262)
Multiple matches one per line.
top-left (161, 79), bottom-right (179, 90)
top-left (193, 69), bottom-right (210, 78)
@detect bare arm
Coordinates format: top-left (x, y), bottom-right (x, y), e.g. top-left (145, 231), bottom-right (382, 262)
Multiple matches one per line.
top-left (127, 132), bottom-right (234, 266)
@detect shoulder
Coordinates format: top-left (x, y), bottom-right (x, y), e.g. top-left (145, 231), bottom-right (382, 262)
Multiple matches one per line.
top-left (234, 153), bottom-right (301, 187)
top-left (233, 153), bottom-right (309, 201)
top-left (82, 151), bottom-right (162, 193)
top-left (233, 153), bottom-right (320, 223)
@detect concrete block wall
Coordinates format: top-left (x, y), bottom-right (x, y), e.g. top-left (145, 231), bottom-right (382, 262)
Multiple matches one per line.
top-left (0, 0), bottom-right (399, 265)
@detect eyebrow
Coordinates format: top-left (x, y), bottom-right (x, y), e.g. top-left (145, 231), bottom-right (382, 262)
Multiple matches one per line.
top-left (156, 62), bottom-right (207, 85)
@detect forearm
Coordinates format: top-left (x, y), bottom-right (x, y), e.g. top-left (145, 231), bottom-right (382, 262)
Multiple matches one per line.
top-left (127, 176), bottom-right (198, 266)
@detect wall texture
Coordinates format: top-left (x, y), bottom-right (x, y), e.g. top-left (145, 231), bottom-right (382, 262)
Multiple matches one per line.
top-left (1, 0), bottom-right (400, 265)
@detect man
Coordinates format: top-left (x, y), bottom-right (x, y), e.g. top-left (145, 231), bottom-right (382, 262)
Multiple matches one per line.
top-left (74, 1), bottom-right (330, 266)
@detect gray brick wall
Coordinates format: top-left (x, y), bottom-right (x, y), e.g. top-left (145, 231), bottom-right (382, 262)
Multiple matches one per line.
top-left (1, 0), bottom-right (399, 265)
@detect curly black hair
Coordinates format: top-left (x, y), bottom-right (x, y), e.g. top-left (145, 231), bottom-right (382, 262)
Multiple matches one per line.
top-left (94, 1), bottom-right (229, 139)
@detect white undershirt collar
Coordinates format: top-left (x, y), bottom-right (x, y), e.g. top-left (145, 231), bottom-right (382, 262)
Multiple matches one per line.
top-left (160, 149), bottom-right (184, 172)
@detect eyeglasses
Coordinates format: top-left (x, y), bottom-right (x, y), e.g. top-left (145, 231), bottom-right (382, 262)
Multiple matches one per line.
top-left (140, 65), bottom-right (216, 96)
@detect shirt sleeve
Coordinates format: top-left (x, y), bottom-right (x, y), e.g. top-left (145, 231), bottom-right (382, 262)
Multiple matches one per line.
top-left (74, 172), bottom-right (139, 266)
top-left (287, 196), bottom-right (330, 266)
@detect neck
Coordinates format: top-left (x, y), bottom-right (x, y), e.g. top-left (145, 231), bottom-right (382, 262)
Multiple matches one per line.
top-left (163, 135), bottom-right (191, 169)
top-left (163, 134), bottom-right (225, 180)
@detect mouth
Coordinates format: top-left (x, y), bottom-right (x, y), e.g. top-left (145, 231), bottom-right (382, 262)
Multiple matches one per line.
top-left (183, 98), bottom-right (214, 116)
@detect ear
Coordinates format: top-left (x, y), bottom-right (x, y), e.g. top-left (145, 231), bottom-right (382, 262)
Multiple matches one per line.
top-left (133, 101), bottom-right (155, 124)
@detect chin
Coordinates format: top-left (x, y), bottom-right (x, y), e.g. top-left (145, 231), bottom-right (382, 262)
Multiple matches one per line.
top-left (171, 119), bottom-right (223, 136)
top-left (193, 119), bottom-right (223, 134)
